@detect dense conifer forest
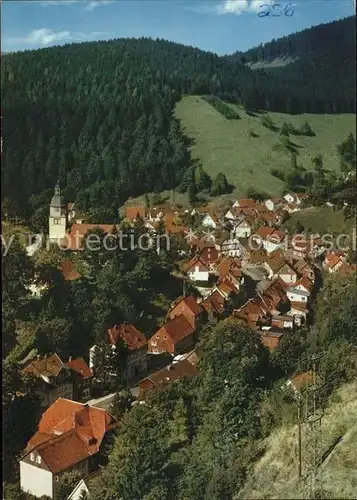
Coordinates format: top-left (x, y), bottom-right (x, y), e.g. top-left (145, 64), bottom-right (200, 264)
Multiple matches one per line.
top-left (1, 16), bottom-right (355, 222)
top-left (229, 16), bottom-right (356, 114)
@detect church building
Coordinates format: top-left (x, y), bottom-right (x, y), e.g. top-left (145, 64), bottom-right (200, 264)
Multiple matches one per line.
top-left (49, 181), bottom-right (67, 242)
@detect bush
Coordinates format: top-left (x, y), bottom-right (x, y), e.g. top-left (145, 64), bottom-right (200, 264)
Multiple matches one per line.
top-left (248, 129), bottom-right (259, 138)
top-left (279, 122), bottom-right (290, 137)
top-left (270, 169), bottom-right (285, 181)
top-left (287, 122), bottom-right (300, 135)
top-left (246, 188), bottom-right (270, 201)
top-left (203, 95), bottom-right (240, 119)
top-left (260, 114), bottom-right (276, 131)
top-left (299, 121), bottom-right (316, 136)
top-left (211, 172), bottom-right (231, 196)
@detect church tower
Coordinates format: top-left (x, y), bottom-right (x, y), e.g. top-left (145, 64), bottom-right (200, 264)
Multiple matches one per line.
top-left (49, 181), bottom-right (66, 241)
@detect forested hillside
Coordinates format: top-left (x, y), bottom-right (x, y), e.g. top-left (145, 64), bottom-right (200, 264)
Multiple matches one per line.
top-left (229, 16), bottom-right (356, 114)
top-left (2, 17), bottom-right (355, 222)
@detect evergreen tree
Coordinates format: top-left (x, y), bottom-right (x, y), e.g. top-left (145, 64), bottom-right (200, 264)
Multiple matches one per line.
top-left (279, 121), bottom-right (290, 137)
top-left (211, 172), bottom-right (230, 196)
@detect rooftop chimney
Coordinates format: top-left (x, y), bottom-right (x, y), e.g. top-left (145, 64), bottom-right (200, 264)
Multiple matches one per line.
top-left (69, 356), bottom-right (72, 362)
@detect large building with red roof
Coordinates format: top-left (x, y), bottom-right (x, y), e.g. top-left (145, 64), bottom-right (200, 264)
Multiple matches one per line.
top-left (20, 398), bottom-right (116, 499)
top-left (168, 295), bottom-right (205, 329)
top-left (23, 354), bottom-right (93, 408)
top-left (148, 314), bottom-right (195, 355)
top-left (107, 323), bottom-right (148, 380)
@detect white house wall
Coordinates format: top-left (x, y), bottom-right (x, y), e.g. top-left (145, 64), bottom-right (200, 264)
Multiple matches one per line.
top-left (20, 461), bottom-right (53, 499)
top-left (188, 270), bottom-right (209, 282)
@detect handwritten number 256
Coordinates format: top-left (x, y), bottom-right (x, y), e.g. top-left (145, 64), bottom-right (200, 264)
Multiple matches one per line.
top-left (258, 3), bottom-right (294, 17)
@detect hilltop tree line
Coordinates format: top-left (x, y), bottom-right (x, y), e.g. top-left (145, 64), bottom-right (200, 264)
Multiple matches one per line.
top-left (1, 26), bottom-right (355, 221)
top-left (229, 16), bottom-right (356, 115)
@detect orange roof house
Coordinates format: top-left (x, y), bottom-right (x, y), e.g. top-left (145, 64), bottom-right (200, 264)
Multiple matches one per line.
top-left (61, 224), bottom-right (116, 251)
top-left (102, 323), bottom-right (148, 382)
top-left (237, 198), bottom-right (257, 208)
top-left (286, 371), bottom-right (315, 393)
top-left (233, 298), bottom-right (270, 330)
top-left (64, 358), bottom-right (92, 380)
top-left (23, 354), bottom-right (64, 380)
top-left (139, 359), bottom-right (198, 398)
top-left (323, 252), bottom-right (346, 273)
top-left (125, 206), bottom-right (146, 221)
top-left (20, 398), bottom-right (116, 482)
top-left (107, 323), bottom-right (147, 351)
top-left (168, 295), bottom-right (204, 329)
top-left (60, 259), bottom-right (81, 281)
top-left (215, 256), bottom-right (242, 279)
top-left (198, 246), bottom-right (219, 267)
top-left (259, 277), bottom-right (289, 314)
top-left (23, 354), bottom-right (93, 405)
top-left (215, 278), bottom-right (239, 299)
top-left (258, 330), bottom-right (284, 351)
top-left (201, 290), bottom-right (227, 317)
top-left (148, 315), bottom-right (195, 355)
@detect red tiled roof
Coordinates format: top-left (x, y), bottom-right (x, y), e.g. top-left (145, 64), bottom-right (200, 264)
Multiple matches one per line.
top-left (65, 358), bottom-right (92, 380)
top-left (290, 301), bottom-right (308, 312)
top-left (34, 429), bottom-right (90, 474)
top-left (160, 315), bottom-right (195, 344)
top-left (289, 371), bottom-right (314, 391)
top-left (216, 279), bottom-right (238, 297)
top-left (107, 323), bottom-right (147, 350)
top-left (259, 331), bottom-right (284, 351)
top-left (216, 256), bottom-right (242, 279)
top-left (295, 276), bottom-right (314, 292)
top-left (61, 224), bottom-right (116, 251)
top-left (255, 226), bottom-right (275, 240)
top-left (23, 354), bottom-right (64, 379)
top-left (260, 278), bottom-right (288, 312)
top-left (166, 223), bottom-right (188, 234)
top-left (60, 259), bottom-right (81, 281)
top-left (202, 290), bottom-right (226, 315)
top-left (170, 296), bottom-right (203, 318)
top-left (140, 359), bottom-right (198, 394)
top-left (238, 198), bottom-right (257, 207)
top-left (198, 246), bottom-right (219, 266)
top-left (70, 224), bottom-right (115, 237)
top-left (324, 253), bottom-right (343, 268)
top-left (185, 256), bottom-right (209, 272)
top-left (24, 398), bottom-right (116, 473)
top-left (126, 206), bottom-right (146, 220)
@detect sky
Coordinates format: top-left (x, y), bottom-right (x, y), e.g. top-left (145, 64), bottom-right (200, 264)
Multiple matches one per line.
top-left (2, 0), bottom-right (356, 55)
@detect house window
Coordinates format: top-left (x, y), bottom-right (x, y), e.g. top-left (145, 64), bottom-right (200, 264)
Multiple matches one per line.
top-left (156, 334), bottom-right (160, 339)
top-left (36, 456), bottom-right (42, 464)
top-left (30, 453), bottom-right (35, 462)
top-left (53, 218), bottom-right (62, 225)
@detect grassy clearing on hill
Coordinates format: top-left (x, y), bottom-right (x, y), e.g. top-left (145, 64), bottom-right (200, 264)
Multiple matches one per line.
top-left (284, 206), bottom-right (355, 235)
top-left (236, 382), bottom-right (357, 499)
top-left (175, 95), bottom-right (356, 198)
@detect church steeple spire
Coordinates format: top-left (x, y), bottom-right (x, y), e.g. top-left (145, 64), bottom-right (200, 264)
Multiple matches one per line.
top-left (49, 180), bottom-right (66, 242)
top-left (54, 180), bottom-right (60, 196)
